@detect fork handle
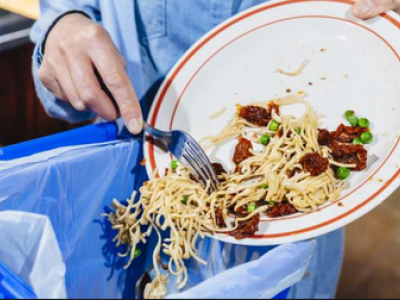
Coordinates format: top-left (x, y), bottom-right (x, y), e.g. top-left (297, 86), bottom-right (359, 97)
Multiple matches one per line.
top-left (143, 122), bottom-right (172, 140)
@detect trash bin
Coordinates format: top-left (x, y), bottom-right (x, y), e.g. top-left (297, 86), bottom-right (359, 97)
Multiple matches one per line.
top-left (0, 123), bottom-right (294, 299)
top-left (0, 123), bottom-right (118, 161)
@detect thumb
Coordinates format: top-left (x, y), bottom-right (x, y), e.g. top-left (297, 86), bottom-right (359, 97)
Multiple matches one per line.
top-left (353, 0), bottom-right (399, 19)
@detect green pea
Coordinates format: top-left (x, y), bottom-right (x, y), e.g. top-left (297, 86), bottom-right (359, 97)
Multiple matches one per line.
top-left (348, 115), bottom-right (359, 127)
top-left (268, 201), bottom-right (276, 207)
top-left (295, 128), bottom-right (302, 135)
top-left (337, 167), bottom-right (351, 180)
top-left (361, 131), bottom-right (374, 144)
top-left (134, 248), bottom-right (142, 259)
top-left (359, 118), bottom-right (370, 128)
top-left (353, 138), bottom-right (363, 145)
top-left (270, 120), bottom-right (280, 132)
top-left (247, 204), bottom-right (257, 213)
top-left (171, 160), bottom-right (179, 170)
top-left (344, 110), bottom-right (355, 119)
top-left (261, 184), bottom-right (269, 189)
top-left (260, 134), bottom-right (271, 145)
top-left (182, 195), bottom-right (189, 205)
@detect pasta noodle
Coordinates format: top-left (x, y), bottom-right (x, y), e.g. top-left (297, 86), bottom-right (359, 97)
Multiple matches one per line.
top-left (209, 107), bottom-right (227, 119)
top-left (105, 91), bottom-right (364, 299)
top-left (277, 60), bottom-right (309, 76)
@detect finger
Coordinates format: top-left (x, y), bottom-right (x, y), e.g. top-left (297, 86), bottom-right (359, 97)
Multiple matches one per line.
top-left (65, 51), bottom-right (119, 121)
top-left (39, 64), bottom-right (67, 101)
top-left (54, 82), bottom-right (69, 102)
top-left (53, 62), bottom-right (86, 112)
top-left (353, 0), bottom-right (397, 19)
top-left (89, 41), bottom-right (143, 134)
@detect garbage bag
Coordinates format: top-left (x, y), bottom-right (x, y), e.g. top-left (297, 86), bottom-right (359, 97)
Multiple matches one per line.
top-left (168, 241), bottom-right (316, 299)
top-left (0, 140), bottom-right (145, 299)
top-left (0, 139), bottom-right (315, 299)
top-left (0, 212), bottom-right (66, 299)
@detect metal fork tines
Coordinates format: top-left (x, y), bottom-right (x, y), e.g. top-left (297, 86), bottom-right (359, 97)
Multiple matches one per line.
top-left (144, 122), bottom-right (219, 192)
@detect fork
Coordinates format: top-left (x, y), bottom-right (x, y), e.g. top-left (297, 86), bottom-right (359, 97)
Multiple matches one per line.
top-left (144, 121), bottom-right (219, 192)
top-left (97, 74), bottom-right (219, 191)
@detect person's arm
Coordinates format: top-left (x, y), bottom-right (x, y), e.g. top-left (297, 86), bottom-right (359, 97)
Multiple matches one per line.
top-left (31, 1), bottom-right (100, 124)
top-left (31, 0), bottom-right (142, 133)
top-left (353, 0), bottom-right (400, 19)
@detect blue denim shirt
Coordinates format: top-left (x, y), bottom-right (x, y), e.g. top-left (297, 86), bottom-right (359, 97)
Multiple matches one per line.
top-left (31, 1), bottom-right (344, 298)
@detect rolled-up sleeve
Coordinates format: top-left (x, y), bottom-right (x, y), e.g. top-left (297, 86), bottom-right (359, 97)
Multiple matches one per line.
top-left (30, 0), bottom-right (101, 123)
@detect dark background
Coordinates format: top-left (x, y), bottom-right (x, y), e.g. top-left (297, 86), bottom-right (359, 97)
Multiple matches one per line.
top-left (0, 44), bottom-right (87, 147)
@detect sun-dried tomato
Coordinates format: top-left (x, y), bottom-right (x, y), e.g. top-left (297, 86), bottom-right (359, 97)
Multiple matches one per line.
top-left (229, 212), bottom-right (260, 240)
top-left (267, 202), bottom-right (298, 218)
top-left (331, 124), bottom-right (369, 144)
top-left (318, 129), bottom-right (332, 146)
top-left (233, 137), bottom-right (254, 165)
top-left (300, 153), bottom-right (329, 176)
top-left (330, 142), bottom-right (368, 171)
top-left (215, 208), bottom-right (227, 228)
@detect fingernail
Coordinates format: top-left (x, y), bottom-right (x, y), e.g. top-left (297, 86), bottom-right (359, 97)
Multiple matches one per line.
top-left (128, 118), bottom-right (143, 134)
top-left (75, 101), bottom-right (86, 111)
top-left (354, 1), bottom-right (373, 16)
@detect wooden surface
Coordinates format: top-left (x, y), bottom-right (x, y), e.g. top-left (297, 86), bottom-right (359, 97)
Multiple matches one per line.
top-left (0, 0), bottom-right (39, 20)
top-left (338, 188), bottom-right (400, 299)
top-left (0, 44), bottom-right (88, 147)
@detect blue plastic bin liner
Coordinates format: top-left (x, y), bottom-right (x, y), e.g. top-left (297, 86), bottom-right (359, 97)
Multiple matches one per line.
top-left (0, 259), bottom-right (36, 299)
top-left (0, 140), bottom-right (145, 299)
top-left (0, 123), bottom-right (118, 161)
top-left (275, 289), bottom-right (290, 300)
top-left (167, 241), bottom-right (314, 299)
top-left (0, 139), bottom-right (314, 299)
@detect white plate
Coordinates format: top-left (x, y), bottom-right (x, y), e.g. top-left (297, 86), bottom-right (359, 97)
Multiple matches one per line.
top-left (144, 0), bottom-right (400, 246)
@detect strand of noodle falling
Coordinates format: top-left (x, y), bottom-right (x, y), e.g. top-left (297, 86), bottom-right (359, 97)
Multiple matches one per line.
top-left (105, 92), bottom-right (348, 298)
top-left (144, 226), bottom-right (168, 299)
top-left (104, 167), bottom-right (238, 299)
